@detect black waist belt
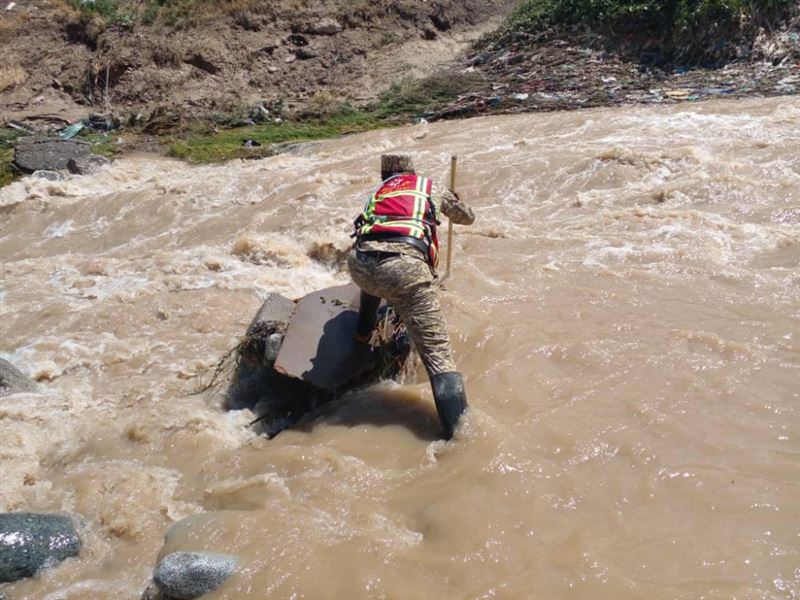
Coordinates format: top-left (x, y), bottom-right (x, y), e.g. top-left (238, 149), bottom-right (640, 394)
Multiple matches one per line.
top-left (358, 233), bottom-right (430, 257)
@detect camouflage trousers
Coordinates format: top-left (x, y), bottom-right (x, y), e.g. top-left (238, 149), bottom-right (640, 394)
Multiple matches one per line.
top-left (347, 248), bottom-right (457, 376)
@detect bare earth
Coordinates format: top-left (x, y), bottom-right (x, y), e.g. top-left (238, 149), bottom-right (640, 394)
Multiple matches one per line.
top-left (2, 2), bottom-right (798, 131)
top-left (0, 0), bottom-right (514, 125)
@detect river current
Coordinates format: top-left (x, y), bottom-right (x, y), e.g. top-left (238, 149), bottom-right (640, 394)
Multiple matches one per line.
top-left (1, 96), bottom-right (799, 599)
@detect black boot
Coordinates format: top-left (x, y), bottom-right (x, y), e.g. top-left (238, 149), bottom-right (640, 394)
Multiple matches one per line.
top-left (354, 291), bottom-right (381, 343)
top-left (430, 372), bottom-right (468, 440)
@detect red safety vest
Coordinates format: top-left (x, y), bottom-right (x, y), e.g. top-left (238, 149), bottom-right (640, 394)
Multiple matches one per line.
top-left (355, 174), bottom-right (441, 267)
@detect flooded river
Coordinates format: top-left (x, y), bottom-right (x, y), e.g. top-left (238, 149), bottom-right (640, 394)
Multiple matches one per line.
top-left (1, 96), bottom-right (799, 599)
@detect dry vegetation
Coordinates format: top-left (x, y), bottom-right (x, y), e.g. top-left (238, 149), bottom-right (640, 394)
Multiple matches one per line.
top-left (0, 65), bottom-right (28, 92)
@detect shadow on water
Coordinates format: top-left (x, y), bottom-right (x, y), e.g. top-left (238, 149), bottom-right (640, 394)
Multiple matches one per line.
top-left (302, 385), bottom-right (441, 442)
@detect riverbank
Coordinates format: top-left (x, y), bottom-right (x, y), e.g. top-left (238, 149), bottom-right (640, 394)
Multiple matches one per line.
top-left (2, 0), bottom-right (797, 186)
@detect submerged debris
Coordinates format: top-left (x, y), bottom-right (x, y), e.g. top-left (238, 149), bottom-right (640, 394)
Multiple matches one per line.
top-left (197, 290), bottom-right (413, 438)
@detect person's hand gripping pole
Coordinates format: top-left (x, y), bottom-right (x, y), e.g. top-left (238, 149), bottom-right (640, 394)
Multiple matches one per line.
top-left (441, 155), bottom-right (457, 283)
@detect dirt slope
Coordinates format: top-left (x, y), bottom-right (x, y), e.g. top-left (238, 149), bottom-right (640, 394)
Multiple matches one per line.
top-left (0, 0), bottom-right (515, 125)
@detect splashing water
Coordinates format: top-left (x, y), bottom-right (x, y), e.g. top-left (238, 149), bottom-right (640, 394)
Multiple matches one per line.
top-left (1, 97), bottom-right (799, 599)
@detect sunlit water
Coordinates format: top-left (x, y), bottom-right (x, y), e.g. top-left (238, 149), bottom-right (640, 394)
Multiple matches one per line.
top-left (1, 96), bottom-right (799, 599)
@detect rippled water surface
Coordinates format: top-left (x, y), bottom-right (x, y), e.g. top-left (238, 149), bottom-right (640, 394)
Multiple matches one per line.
top-left (1, 97), bottom-right (799, 599)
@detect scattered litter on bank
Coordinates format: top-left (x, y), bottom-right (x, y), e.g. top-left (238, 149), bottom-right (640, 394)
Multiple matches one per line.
top-left (59, 122), bottom-right (85, 140)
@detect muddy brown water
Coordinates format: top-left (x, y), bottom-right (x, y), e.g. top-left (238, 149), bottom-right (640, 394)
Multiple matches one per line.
top-left (1, 97), bottom-right (799, 599)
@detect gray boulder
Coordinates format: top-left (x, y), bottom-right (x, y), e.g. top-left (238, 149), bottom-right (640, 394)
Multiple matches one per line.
top-left (0, 513), bottom-right (81, 582)
top-left (13, 136), bottom-right (91, 174)
top-left (153, 551), bottom-right (236, 599)
top-left (0, 358), bottom-right (37, 397)
top-left (225, 293), bottom-right (326, 437)
top-left (67, 154), bottom-right (112, 175)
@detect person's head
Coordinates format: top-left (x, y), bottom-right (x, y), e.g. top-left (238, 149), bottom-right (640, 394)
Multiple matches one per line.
top-left (381, 154), bottom-right (415, 180)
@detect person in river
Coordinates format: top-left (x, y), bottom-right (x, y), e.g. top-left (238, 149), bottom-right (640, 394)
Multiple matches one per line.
top-left (347, 154), bottom-right (476, 439)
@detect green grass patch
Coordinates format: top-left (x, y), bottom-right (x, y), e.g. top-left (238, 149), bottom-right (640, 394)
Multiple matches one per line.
top-left (375, 72), bottom-right (489, 116)
top-left (66, 0), bottom-right (136, 26)
top-left (0, 148), bottom-right (18, 188)
top-left (494, 0), bottom-right (798, 62)
top-left (64, 0), bottom-right (261, 29)
top-left (167, 73), bottom-right (488, 163)
top-left (0, 128), bottom-right (24, 188)
top-left (167, 108), bottom-right (385, 163)
top-left (76, 131), bottom-right (123, 157)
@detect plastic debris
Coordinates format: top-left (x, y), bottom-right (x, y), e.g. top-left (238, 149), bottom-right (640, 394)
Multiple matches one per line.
top-left (59, 122), bottom-right (85, 140)
top-left (7, 121), bottom-right (33, 132)
top-left (699, 87), bottom-right (735, 95)
top-left (666, 89), bottom-right (691, 99)
top-left (512, 93), bottom-right (529, 101)
top-left (5, 2), bottom-right (16, 10)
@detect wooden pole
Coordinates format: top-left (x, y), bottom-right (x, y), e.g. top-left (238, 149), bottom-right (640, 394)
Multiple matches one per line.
top-left (443, 155), bottom-right (457, 281)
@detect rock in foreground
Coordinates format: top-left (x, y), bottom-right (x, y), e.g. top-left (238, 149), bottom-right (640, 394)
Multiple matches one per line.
top-left (0, 358), bottom-right (37, 397)
top-left (0, 513), bottom-right (81, 582)
top-left (67, 155), bottom-right (112, 175)
top-left (13, 136), bottom-right (91, 173)
top-left (153, 551), bottom-right (236, 599)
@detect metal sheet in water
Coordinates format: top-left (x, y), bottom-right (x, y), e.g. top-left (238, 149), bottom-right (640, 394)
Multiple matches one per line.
top-left (274, 283), bottom-right (376, 391)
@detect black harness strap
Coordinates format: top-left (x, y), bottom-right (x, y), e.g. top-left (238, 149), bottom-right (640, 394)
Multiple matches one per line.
top-left (357, 232), bottom-right (431, 259)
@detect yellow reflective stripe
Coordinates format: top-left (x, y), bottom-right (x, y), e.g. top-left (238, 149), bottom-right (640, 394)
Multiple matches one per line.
top-left (377, 190), bottom-right (429, 200)
top-left (363, 191), bottom-right (379, 219)
top-left (415, 176), bottom-right (426, 223)
top-left (377, 220), bottom-right (425, 233)
top-left (361, 221), bottom-right (425, 238)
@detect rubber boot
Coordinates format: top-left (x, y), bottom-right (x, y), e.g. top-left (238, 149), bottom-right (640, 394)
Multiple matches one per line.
top-left (354, 291), bottom-right (381, 343)
top-left (430, 372), bottom-right (468, 440)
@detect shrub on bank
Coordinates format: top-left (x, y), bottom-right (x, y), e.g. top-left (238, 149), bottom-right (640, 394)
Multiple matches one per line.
top-left (0, 128), bottom-right (24, 188)
top-left (376, 72), bottom-right (490, 116)
top-left (497, 0), bottom-right (799, 63)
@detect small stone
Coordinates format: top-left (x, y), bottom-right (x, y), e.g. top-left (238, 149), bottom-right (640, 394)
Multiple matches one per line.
top-left (296, 47), bottom-right (319, 60)
top-left (0, 513), bottom-right (81, 582)
top-left (153, 551), bottom-right (236, 599)
top-left (287, 33), bottom-right (308, 46)
top-left (67, 154), bottom-right (111, 175)
top-left (421, 28), bottom-right (437, 41)
top-left (0, 358), bottom-right (37, 396)
top-left (184, 53), bottom-right (220, 75)
top-left (258, 41), bottom-right (279, 54)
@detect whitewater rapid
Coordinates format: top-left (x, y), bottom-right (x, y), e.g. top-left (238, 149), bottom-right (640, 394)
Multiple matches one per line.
top-left (1, 96), bottom-right (799, 599)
